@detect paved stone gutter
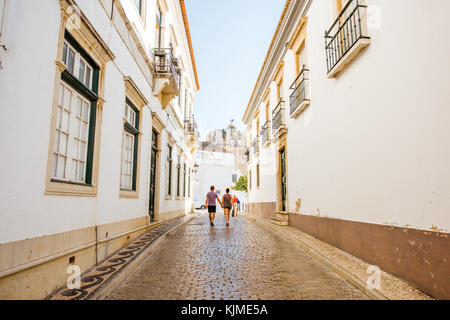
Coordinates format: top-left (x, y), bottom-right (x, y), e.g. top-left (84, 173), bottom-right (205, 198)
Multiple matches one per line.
top-left (47, 214), bottom-right (198, 300)
top-left (244, 213), bottom-right (433, 300)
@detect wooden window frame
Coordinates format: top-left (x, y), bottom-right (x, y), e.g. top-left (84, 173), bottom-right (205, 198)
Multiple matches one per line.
top-left (167, 144), bottom-right (173, 197)
top-left (45, 1), bottom-right (114, 197)
top-left (188, 167), bottom-right (191, 198)
top-left (120, 77), bottom-right (148, 199)
top-left (183, 163), bottom-right (186, 199)
top-left (176, 155), bottom-right (181, 199)
top-left (133, 0), bottom-right (147, 28)
top-left (45, 3), bottom-right (115, 197)
top-left (155, 1), bottom-right (163, 48)
top-left (256, 164), bottom-right (260, 189)
top-left (120, 99), bottom-right (140, 192)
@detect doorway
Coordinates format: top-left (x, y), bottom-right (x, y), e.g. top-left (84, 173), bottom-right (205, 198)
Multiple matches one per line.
top-left (149, 130), bottom-right (158, 222)
top-left (280, 148), bottom-right (287, 212)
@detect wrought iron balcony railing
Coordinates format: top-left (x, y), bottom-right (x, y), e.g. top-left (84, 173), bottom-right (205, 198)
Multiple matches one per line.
top-left (272, 100), bottom-right (286, 131)
top-left (245, 148), bottom-right (250, 163)
top-left (184, 116), bottom-right (195, 134)
top-left (324, 0), bottom-right (370, 74)
top-left (260, 121), bottom-right (271, 146)
top-left (290, 66), bottom-right (310, 116)
top-left (253, 137), bottom-right (260, 156)
top-left (153, 48), bottom-right (181, 90)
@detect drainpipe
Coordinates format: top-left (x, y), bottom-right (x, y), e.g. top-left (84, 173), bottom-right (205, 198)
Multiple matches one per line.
top-left (0, 0), bottom-right (8, 69)
top-left (95, 226), bottom-right (98, 265)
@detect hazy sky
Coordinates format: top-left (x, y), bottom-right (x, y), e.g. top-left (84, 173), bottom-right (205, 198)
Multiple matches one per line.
top-left (185, 0), bottom-right (286, 139)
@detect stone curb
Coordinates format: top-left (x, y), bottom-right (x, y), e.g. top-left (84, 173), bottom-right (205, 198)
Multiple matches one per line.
top-left (243, 214), bottom-right (389, 300)
top-left (92, 213), bottom-right (200, 300)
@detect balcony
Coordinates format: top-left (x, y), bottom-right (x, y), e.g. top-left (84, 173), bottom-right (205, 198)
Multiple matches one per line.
top-left (245, 148), bottom-right (250, 163)
top-left (252, 137), bottom-right (260, 156)
top-left (290, 66), bottom-right (310, 118)
top-left (272, 100), bottom-right (287, 142)
top-left (184, 116), bottom-right (195, 145)
top-left (152, 48), bottom-right (182, 108)
top-left (260, 121), bottom-right (271, 147)
top-left (325, 0), bottom-right (370, 78)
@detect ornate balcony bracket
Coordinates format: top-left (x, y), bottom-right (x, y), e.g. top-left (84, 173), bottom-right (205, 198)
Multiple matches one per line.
top-left (152, 48), bottom-right (181, 108)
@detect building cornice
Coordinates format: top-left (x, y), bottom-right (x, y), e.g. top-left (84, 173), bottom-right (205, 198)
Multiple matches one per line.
top-left (242, 0), bottom-right (311, 125)
top-left (179, 0), bottom-right (200, 90)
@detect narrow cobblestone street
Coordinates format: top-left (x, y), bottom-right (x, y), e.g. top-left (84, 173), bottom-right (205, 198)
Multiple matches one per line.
top-left (109, 213), bottom-right (369, 300)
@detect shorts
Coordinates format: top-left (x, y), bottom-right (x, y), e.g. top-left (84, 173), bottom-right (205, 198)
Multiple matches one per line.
top-left (223, 203), bottom-right (232, 209)
top-left (208, 206), bottom-right (217, 213)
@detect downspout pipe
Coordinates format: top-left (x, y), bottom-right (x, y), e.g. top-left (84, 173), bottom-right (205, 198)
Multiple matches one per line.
top-left (0, 0), bottom-right (7, 39)
top-left (0, 0), bottom-right (8, 69)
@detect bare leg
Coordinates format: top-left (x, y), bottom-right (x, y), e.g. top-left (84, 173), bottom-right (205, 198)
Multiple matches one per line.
top-left (225, 209), bottom-right (230, 224)
top-left (209, 212), bottom-right (216, 225)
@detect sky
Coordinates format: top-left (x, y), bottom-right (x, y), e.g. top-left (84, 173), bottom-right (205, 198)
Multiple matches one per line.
top-left (185, 0), bottom-right (287, 139)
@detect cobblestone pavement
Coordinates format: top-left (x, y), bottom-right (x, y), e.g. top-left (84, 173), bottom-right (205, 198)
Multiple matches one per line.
top-left (109, 214), bottom-right (370, 300)
top-left (49, 215), bottom-right (193, 300)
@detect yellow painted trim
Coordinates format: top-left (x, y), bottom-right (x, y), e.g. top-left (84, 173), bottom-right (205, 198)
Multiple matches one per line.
top-left (124, 77), bottom-right (149, 109)
top-left (273, 61), bottom-right (285, 85)
top-left (288, 17), bottom-right (308, 51)
top-left (152, 112), bottom-right (166, 133)
top-left (263, 88), bottom-right (271, 103)
top-left (243, 0), bottom-right (291, 122)
top-left (179, 0), bottom-right (200, 90)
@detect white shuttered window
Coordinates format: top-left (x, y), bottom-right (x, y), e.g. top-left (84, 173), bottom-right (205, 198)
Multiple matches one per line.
top-left (121, 131), bottom-right (135, 190)
top-left (52, 82), bottom-right (91, 183)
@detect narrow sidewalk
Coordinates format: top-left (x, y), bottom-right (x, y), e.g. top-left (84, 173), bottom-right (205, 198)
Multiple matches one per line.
top-left (48, 214), bottom-right (199, 300)
top-left (243, 213), bottom-right (433, 300)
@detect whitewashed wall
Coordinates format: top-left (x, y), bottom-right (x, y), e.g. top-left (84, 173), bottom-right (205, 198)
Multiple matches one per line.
top-left (0, 0), bottom-right (197, 243)
top-left (285, 0), bottom-right (450, 231)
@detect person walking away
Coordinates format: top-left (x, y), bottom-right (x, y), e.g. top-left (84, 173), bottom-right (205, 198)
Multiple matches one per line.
top-left (222, 189), bottom-right (234, 227)
top-left (205, 186), bottom-right (222, 227)
top-left (233, 195), bottom-right (239, 217)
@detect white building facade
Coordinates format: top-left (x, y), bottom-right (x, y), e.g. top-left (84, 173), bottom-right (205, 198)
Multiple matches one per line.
top-left (243, 0), bottom-right (450, 299)
top-left (0, 0), bottom-right (199, 299)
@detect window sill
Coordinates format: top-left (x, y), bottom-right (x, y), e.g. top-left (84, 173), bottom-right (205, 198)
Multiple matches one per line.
top-left (165, 195), bottom-right (173, 201)
top-left (120, 189), bottom-right (139, 199)
top-left (45, 179), bottom-right (97, 197)
top-left (290, 100), bottom-right (311, 119)
top-left (272, 126), bottom-right (288, 143)
top-left (327, 38), bottom-right (371, 79)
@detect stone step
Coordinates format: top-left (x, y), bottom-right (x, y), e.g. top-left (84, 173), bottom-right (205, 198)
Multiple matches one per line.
top-left (275, 212), bottom-right (289, 221)
top-left (270, 217), bottom-right (289, 226)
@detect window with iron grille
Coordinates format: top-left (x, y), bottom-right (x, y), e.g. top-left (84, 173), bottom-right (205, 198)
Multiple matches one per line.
top-left (325, 0), bottom-right (370, 75)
